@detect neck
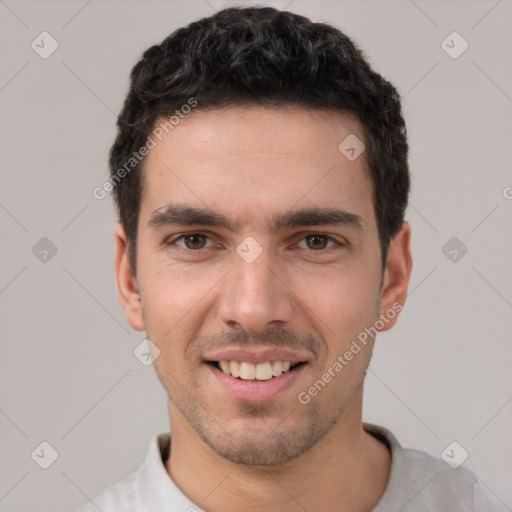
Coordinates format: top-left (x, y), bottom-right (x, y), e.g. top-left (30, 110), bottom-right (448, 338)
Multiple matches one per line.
top-left (165, 388), bottom-right (391, 512)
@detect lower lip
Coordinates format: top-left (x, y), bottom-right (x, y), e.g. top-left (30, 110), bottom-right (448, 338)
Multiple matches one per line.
top-left (207, 363), bottom-right (307, 402)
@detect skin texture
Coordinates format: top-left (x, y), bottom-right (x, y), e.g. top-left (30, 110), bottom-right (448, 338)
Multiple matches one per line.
top-left (114, 106), bottom-right (412, 512)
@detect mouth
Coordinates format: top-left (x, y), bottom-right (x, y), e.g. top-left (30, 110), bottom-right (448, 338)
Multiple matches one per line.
top-left (203, 347), bottom-right (311, 401)
top-left (207, 360), bottom-right (305, 380)
top-left (205, 357), bottom-right (308, 402)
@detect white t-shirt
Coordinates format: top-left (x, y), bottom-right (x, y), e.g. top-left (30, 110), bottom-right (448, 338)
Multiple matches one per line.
top-left (76, 423), bottom-right (507, 511)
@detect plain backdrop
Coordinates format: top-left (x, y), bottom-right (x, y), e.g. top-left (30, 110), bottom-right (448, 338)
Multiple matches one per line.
top-left (0, 1), bottom-right (511, 511)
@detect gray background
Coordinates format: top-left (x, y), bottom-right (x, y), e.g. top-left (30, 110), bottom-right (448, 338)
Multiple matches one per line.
top-left (0, 0), bottom-right (511, 511)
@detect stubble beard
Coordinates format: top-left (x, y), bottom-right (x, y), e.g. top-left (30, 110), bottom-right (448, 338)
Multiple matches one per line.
top-left (145, 308), bottom-right (375, 466)
top-left (161, 355), bottom-right (372, 467)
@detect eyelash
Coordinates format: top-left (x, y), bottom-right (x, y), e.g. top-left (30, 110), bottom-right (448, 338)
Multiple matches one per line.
top-left (165, 232), bottom-right (345, 254)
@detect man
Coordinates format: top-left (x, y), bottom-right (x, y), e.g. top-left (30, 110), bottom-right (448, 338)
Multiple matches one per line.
top-left (78, 7), bottom-right (503, 512)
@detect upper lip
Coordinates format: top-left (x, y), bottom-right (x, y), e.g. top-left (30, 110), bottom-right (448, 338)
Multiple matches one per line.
top-left (203, 347), bottom-right (310, 365)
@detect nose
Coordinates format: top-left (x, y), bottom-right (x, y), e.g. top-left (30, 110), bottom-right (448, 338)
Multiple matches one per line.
top-left (217, 247), bottom-right (294, 334)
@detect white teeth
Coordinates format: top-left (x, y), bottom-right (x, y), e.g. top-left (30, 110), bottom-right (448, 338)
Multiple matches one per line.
top-left (239, 362), bottom-right (256, 380)
top-left (255, 362), bottom-right (273, 380)
top-left (271, 361), bottom-right (283, 377)
top-left (217, 360), bottom-right (296, 380)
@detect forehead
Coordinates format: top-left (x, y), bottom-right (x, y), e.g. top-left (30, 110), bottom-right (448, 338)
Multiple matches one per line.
top-left (140, 106), bottom-right (375, 230)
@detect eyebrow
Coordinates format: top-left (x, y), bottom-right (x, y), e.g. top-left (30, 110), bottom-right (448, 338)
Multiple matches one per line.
top-left (147, 204), bottom-right (365, 233)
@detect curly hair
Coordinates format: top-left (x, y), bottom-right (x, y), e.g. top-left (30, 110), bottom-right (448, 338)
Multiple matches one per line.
top-left (109, 7), bottom-right (409, 273)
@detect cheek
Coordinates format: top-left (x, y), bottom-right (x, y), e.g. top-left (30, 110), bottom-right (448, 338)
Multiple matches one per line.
top-left (294, 262), bottom-right (381, 342)
top-left (298, 271), bottom-right (380, 394)
top-left (139, 262), bottom-right (222, 352)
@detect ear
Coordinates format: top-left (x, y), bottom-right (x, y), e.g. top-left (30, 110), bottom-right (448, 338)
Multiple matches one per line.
top-left (113, 223), bottom-right (145, 331)
top-left (377, 221), bottom-right (412, 332)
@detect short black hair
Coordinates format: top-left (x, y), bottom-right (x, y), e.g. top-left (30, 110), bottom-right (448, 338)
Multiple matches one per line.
top-left (109, 7), bottom-right (410, 272)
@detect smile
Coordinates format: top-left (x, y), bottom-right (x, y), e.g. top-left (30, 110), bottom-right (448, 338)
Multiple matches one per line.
top-left (211, 360), bottom-right (303, 380)
top-left (206, 360), bottom-right (307, 401)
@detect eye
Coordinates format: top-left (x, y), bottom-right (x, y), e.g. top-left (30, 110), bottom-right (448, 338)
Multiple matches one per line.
top-left (295, 234), bottom-right (341, 251)
top-left (166, 232), bottom-right (344, 254)
top-left (170, 233), bottom-right (215, 250)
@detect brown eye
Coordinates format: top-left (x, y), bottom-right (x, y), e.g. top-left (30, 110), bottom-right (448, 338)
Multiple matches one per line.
top-left (168, 232), bottom-right (215, 252)
top-left (183, 234), bottom-right (208, 249)
top-left (305, 234), bottom-right (329, 250)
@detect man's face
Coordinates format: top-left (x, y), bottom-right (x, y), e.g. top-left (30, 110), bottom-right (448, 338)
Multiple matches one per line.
top-left (116, 106), bottom-right (407, 465)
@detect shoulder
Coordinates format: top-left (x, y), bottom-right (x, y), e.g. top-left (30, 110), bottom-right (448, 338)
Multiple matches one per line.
top-left (74, 433), bottom-right (171, 512)
top-left (74, 469), bottom-right (139, 512)
top-left (364, 423), bottom-right (494, 512)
